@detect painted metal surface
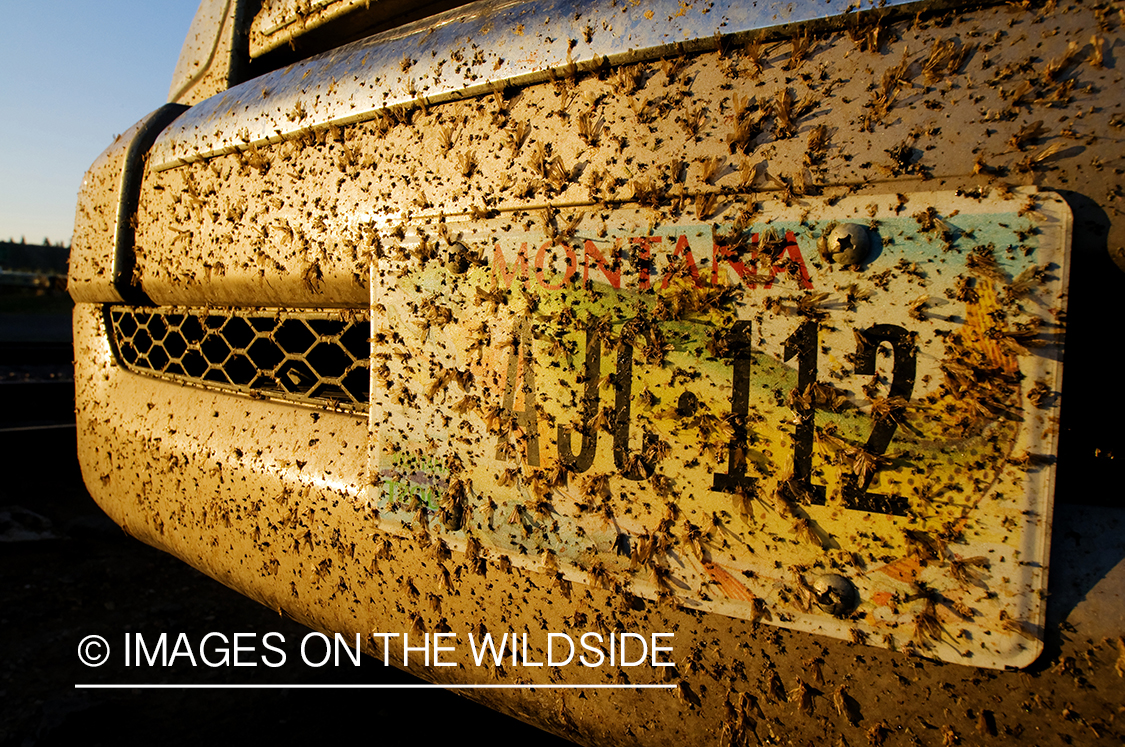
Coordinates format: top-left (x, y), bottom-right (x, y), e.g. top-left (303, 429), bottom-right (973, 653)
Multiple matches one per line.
top-left (168, 0), bottom-right (240, 106)
top-left (68, 104), bottom-right (187, 305)
top-left (149, 0), bottom-right (924, 170)
top-left (250, 0), bottom-right (370, 55)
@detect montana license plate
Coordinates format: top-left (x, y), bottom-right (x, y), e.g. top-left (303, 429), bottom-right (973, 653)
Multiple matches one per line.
top-left (368, 187), bottom-right (1069, 669)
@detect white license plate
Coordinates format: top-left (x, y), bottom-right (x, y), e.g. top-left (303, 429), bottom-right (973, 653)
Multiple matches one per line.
top-left (369, 187), bottom-right (1069, 669)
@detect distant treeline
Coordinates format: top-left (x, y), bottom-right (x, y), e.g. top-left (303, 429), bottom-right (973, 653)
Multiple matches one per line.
top-left (0, 242), bottom-right (69, 275)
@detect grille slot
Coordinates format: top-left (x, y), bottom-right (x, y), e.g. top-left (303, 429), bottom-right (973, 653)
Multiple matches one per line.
top-left (107, 306), bottom-right (369, 413)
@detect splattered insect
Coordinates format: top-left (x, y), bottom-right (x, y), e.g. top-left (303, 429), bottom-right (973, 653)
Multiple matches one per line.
top-left (804, 124), bottom-right (829, 166)
top-left (788, 677), bottom-right (814, 715)
top-left (1009, 120), bottom-right (1048, 151)
top-left (834, 684), bottom-right (860, 725)
top-left (913, 596), bottom-right (944, 645)
top-left (458, 150), bottom-right (477, 178)
top-left (695, 193), bottom-right (718, 220)
top-left (699, 155), bottom-right (724, 185)
top-left (576, 112), bottom-right (603, 146)
top-left (680, 106), bottom-right (707, 139)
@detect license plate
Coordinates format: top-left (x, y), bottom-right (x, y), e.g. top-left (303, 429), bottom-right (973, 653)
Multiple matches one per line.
top-left (368, 187), bottom-right (1068, 669)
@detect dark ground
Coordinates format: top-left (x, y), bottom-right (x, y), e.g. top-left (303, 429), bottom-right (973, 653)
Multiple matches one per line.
top-left (0, 302), bottom-right (577, 747)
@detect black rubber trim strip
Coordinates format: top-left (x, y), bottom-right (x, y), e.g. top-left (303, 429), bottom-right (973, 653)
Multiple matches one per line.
top-left (113, 103), bottom-right (190, 305)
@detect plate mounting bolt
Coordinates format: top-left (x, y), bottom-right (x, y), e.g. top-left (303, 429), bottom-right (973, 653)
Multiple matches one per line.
top-left (817, 223), bottom-right (872, 266)
top-left (814, 574), bottom-right (857, 617)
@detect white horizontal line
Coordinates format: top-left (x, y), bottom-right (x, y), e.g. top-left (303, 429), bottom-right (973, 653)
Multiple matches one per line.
top-left (75, 683), bottom-right (675, 690)
top-left (0, 422), bottom-right (75, 433)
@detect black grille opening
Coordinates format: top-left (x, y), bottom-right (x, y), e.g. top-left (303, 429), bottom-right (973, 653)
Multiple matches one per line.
top-left (106, 306), bottom-right (370, 414)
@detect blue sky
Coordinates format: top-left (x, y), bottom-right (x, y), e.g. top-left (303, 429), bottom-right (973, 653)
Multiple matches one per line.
top-left (0, 1), bottom-right (200, 246)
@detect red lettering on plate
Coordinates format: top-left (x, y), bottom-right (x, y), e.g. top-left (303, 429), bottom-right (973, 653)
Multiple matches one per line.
top-left (660, 234), bottom-right (703, 289)
top-left (494, 242), bottom-right (530, 290)
top-left (582, 239), bottom-right (622, 289)
top-left (535, 241), bottom-right (578, 290)
top-left (629, 236), bottom-right (661, 291)
top-left (494, 230), bottom-right (813, 292)
top-left (712, 230), bottom-right (813, 289)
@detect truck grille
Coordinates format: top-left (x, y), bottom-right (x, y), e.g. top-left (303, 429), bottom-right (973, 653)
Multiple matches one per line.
top-left (106, 306), bottom-right (370, 413)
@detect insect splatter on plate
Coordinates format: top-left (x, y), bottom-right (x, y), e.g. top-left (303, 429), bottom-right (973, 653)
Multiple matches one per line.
top-left (367, 187), bottom-right (1069, 669)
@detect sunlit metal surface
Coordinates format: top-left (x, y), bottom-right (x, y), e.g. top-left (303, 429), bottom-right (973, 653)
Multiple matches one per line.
top-left (150, 0), bottom-right (922, 170)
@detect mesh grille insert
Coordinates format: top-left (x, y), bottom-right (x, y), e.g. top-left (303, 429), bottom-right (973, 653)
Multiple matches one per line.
top-left (107, 306), bottom-right (369, 413)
